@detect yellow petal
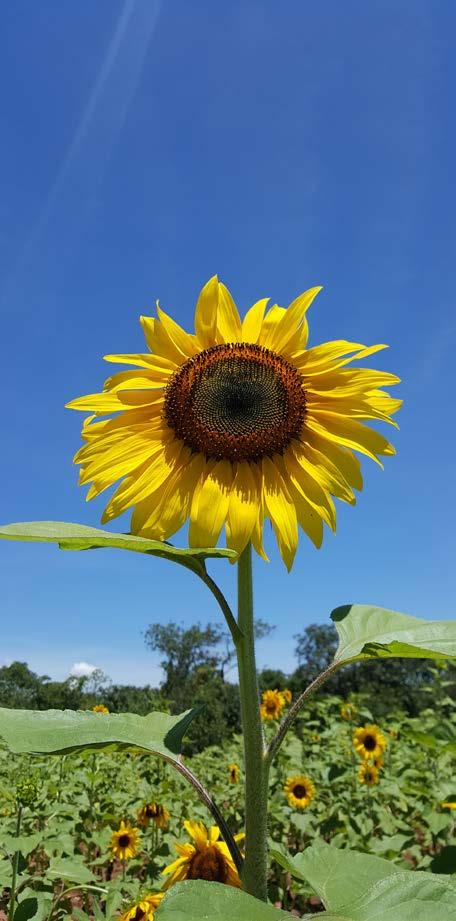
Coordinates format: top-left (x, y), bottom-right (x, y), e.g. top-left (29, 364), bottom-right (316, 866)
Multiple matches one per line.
top-left (284, 448), bottom-right (336, 530)
top-left (216, 282), bottom-right (242, 342)
top-left (226, 462), bottom-right (259, 555)
top-left (263, 287), bottom-right (322, 354)
top-left (296, 343), bottom-right (388, 376)
top-left (291, 441), bottom-right (355, 505)
top-left (240, 298), bottom-right (270, 343)
top-left (262, 456), bottom-right (298, 571)
top-left (307, 433), bottom-right (363, 491)
top-left (100, 437), bottom-right (182, 521)
top-left (194, 275), bottom-right (219, 348)
top-left (131, 450), bottom-right (204, 539)
top-left (104, 368), bottom-right (173, 391)
top-left (156, 305), bottom-right (199, 358)
top-left (103, 352), bottom-right (171, 369)
top-left (307, 411), bottom-right (395, 465)
top-left (286, 479), bottom-right (324, 548)
top-left (189, 460), bottom-right (233, 547)
top-left (184, 820), bottom-right (208, 850)
top-left (66, 392), bottom-right (127, 413)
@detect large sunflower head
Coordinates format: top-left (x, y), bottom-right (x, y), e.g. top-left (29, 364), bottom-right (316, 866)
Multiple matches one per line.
top-left (358, 762), bottom-right (380, 787)
top-left (260, 689), bottom-right (285, 721)
top-left (284, 774), bottom-right (316, 810)
top-left (119, 893), bottom-right (163, 921)
top-left (353, 724), bottom-right (387, 761)
top-left (137, 802), bottom-right (170, 829)
top-left (162, 819), bottom-right (244, 890)
top-left (67, 277), bottom-right (400, 569)
top-left (110, 821), bottom-right (140, 861)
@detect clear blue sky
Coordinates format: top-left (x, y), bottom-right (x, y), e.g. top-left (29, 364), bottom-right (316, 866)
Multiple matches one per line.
top-left (1, 1), bottom-right (455, 686)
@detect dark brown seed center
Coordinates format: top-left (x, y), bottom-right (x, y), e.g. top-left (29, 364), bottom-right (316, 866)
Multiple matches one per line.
top-left (163, 343), bottom-right (306, 462)
top-left (364, 735), bottom-right (376, 751)
top-left (118, 834), bottom-right (130, 847)
top-left (293, 784), bottom-right (307, 798)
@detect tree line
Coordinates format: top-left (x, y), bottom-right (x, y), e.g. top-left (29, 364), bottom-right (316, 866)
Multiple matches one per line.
top-left (1, 622), bottom-right (451, 753)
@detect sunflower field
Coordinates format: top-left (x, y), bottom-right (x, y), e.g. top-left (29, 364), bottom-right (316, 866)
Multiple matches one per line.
top-left (1, 676), bottom-right (455, 920)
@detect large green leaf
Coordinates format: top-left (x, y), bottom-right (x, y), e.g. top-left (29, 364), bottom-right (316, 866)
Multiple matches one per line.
top-left (0, 707), bottom-right (199, 761)
top-left (331, 604), bottom-right (456, 665)
top-left (155, 881), bottom-right (296, 920)
top-left (0, 521), bottom-right (236, 574)
top-left (271, 842), bottom-right (456, 921)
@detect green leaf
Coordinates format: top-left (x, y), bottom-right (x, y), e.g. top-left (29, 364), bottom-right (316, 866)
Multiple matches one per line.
top-left (0, 707), bottom-right (200, 762)
top-left (46, 857), bottom-right (96, 885)
top-left (0, 521), bottom-right (237, 574)
top-left (1, 833), bottom-right (42, 857)
top-left (271, 841), bottom-right (456, 921)
top-left (331, 604), bottom-right (456, 665)
top-left (155, 881), bottom-right (294, 920)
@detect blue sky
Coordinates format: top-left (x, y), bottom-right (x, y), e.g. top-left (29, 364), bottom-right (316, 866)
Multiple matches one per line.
top-left (1, 1), bottom-right (455, 686)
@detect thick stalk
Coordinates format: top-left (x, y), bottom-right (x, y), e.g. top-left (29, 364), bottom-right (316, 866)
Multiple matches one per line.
top-left (235, 544), bottom-right (269, 901)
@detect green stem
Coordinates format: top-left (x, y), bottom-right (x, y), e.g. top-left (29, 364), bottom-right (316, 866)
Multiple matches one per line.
top-left (235, 543), bottom-right (269, 902)
top-left (8, 804), bottom-right (23, 921)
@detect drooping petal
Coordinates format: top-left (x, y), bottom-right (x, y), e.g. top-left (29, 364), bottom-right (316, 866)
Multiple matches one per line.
top-left (262, 456), bottom-right (298, 570)
top-left (189, 460), bottom-right (233, 547)
top-left (226, 461), bottom-right (259, 555)
top-left (131, 450), bottom-right (204, 539)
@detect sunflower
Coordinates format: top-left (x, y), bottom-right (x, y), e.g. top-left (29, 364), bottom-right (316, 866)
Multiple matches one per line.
top-left (228, 763), bottom-right (240, 784)
top-left (119, 893), bottom-right (163, 921)
top-left (281, 688), bottom-right (292, 705)
top-left (66, 277), bottom-right (400, 570)
top-left (353, 724), bottom-right (387, 761)
top-left (137, 802), bottom-right (170, 829)
top-left (358, 762), bottom-right (379, 786)
top-left (162, 820), bottom-right (243, 889)
top-left (92, 704), bottom-right (109, 714)
top-left (260, 689), bottom-right (285, 721)
top-left (110, 821), bottom-right (140, 861)
top-left (284, 774), bottom-right (316, 810)
top-left (340, 702), bottom-right (357, 722)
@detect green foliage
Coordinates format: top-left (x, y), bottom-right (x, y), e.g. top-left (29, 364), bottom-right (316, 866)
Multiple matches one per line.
top-left (0, 707), bottom-right (200, 759)
top-left (156, 881), bottom-right (293, 919)
top-left (332, 604), bottom-right (456, 663)
top-left (272, 840), bottom-right (456, 920)
top-left (0, 520), bottom-right (237, 575)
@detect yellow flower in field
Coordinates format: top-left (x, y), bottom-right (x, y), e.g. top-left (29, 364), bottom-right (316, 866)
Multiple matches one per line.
top-left (340, 702), bottom-right (357, 722)
top-left (119, 893), bottom-right (163, 921)
top-left (371, 755), bottom-right (384, 770)
top-left (137, 802), bottom-right (170, 829)
top-left (110, 821), bottom-right (140, 861)
top-left (441, 802), bottom-right (456, 810)
top-left (228, 763), bottom-right (240, 784)
top-left (162, 820), bottom-right (243, 889)
top-left (353, 724), bottom-right (387, 760)
top-left (358, 762), bottom-right (379, 786)
top-left (281, 688), bottom-right (292, 705)
top-left (66, 277), bottom-right (400, 570)
top-left (260, 689), bottom-right (285, 721)
top-left (92, 704), bottom-right (109, 714)
top-left (284, 774), bottom-right (316, 810)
